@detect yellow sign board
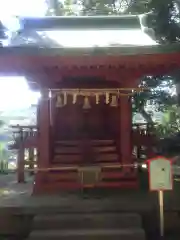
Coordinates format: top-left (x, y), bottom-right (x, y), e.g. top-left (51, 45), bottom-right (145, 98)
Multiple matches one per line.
top-left (148, 157), bottom-right (173, 191)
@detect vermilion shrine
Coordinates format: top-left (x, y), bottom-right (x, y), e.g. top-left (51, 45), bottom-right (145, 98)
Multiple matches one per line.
top-left (6, 16), bottom-right (180, 194)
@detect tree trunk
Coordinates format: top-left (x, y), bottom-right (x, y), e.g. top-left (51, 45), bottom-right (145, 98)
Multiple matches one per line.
top-left (139, 108), bottom-right (154, 124)
top-left (46, 0), bottom-right (61, 16)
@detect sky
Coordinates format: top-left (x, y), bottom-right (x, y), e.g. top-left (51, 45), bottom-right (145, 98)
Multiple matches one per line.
top-left (0, 0), bottom-right (157, 111)
top-left (0, 0), bottom-right (45, 110)
top-left (0, 0), bottom-right (47, 17)
top-left (0, 77), bottom-right (40, 110)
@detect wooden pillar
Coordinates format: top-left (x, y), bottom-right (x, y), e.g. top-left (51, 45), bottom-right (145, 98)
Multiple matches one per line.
top-left (49, 90), bottom-right (56, 141)
top-left (28, 148), bottom-right (34, 175)
top-left (49, 90), bottom-right (53, 126)
top-left (17, 129), bottom-right (25, 183)
top-left (120, 96), bottom-right (132, 167)
top-left (34, 89), bottom-right (50, 192)
top-left (28, 127), bottom-right (35, 175)
top-left (39, 89), bottom-right (50, 167)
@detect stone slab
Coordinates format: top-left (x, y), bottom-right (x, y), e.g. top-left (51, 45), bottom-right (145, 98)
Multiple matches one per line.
top-left (33, 213), bottom-right (142, 229)
top-left (27, 229), bottom-right (146, 240)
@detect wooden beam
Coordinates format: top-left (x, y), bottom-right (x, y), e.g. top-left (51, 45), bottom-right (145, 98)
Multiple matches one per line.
top-left (19, 15), bottom-right (140, 30)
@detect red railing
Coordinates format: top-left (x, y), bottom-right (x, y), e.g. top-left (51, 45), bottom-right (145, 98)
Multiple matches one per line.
top-left (132, 123), bottom-right (157, 160)
top-left (9, 123), bottom-right (157, 149)
top-left (8, 125), bottom-right (37, 149)
top-left (132, 123), bottom-right (156, 136)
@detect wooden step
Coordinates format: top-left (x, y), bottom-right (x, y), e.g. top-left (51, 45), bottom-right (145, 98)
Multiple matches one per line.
top-left (93, 146), bottom-right (116, 153)
top-left (54, 146), bottom-right (116, 154)
top-left (54, 147), bottom-right (80, 154)
top-left (55, 141), bottom-right (79, 146)
top-left (53, 153), bottom-right (118, 164)
top-left (53, 155), bottom-right (82, 163)
top-left (91, 140), bottom-right (114, 145)
top-left (55, 140), bottom-right (115, 146)
top-left (96, 153), bottom-right (119, 162)
top-left (47, 172), bottom-right (78, 182)
top-left (27, 229), bottom-right (146, 240)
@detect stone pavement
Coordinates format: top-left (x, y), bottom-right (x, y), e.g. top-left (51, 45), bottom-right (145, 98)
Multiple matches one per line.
top-left (0, 173), bottom-right (179, 239)
top-left (0, 173), bottom-right (179, 214)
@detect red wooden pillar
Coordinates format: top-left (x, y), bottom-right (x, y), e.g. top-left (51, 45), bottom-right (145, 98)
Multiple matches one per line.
top-left (17, 129), bottom-right (25, 183)
top-left (120, 96), bottom-right (132, 171)
top-left (28, 148), bottom-right (34, 175)
top-left (28, 127), bottom-right (35, 175)
top-left (28, 127), bottom-right (34, 175)
top-left (49, 90), bottom-right (56, 141)
top-left (49, 90), bottom-right (54, 126)
top-left (17, 147), bottom-right (25, 182)
top-left (34, 89), bottom-right (50, 193)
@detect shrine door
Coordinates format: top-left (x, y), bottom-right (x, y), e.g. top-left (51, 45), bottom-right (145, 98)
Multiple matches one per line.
top-left (54, 98), bottom-right (119, 140)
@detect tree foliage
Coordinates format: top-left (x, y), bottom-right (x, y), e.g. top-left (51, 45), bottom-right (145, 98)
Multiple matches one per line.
top-left (132, 76), bottom-right (176, 122)
top-left (46, 0), bottom-right (149, 16)
top-left (156, 105), bottom-right (180, 138)
top-left (147, 0), bottom-right (180, 44)
top-left (155, 105), bottom-right (180, 157)
top-left (46, 0), bottom-right (180, 43)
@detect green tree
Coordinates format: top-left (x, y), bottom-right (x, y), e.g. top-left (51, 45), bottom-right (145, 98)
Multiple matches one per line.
top-left (46, 0), bottom-right (180, 43)
top-left (79, 0), bottom-right (118, 15)
top-left (133, 76), bottom-right (175, 123)
top-left (155, 104), bottom-right (180, 157)
top-left (46, 0), bottom-right (64, 15)
top-left (46, 0), bottom-right (149, 16)
top-left (156, 105), bottom-right (180, 137)
top-left (147, 0), bottom-right (180, 44)
top-left (46, 0), bottom-right (76, 15)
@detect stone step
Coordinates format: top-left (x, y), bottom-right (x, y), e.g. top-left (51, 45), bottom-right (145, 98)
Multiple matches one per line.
top-left (27, 228), bottom-right (146, 240)
top-left (33, 213), bottom-right (142, 230)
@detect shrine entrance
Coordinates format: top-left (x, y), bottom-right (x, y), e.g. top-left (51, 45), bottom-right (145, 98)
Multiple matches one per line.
top-left (55, 97), bottom-right (119, 141)
top-left (34, 72), bottom-right (142, 192)
top-left (54, 78), bottom-right (120, 141)
top-left (52, 84), bottom-right (121, 167)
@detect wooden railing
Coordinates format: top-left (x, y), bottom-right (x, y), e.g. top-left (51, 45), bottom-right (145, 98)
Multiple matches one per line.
top-left (132, 123), bottom-right (157, 161)
top-left (8, 125), bottom-right (37, 149)
top-left (132, 123), bottom-right (156, 136)
top-left (9, 123), bottom-right (158, 153)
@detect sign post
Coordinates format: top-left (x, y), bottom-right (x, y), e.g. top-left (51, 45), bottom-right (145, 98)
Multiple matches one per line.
top-left (158, 190), bottom-right (164, 237)
top-left (147, 156), bottom-right (173, 237)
